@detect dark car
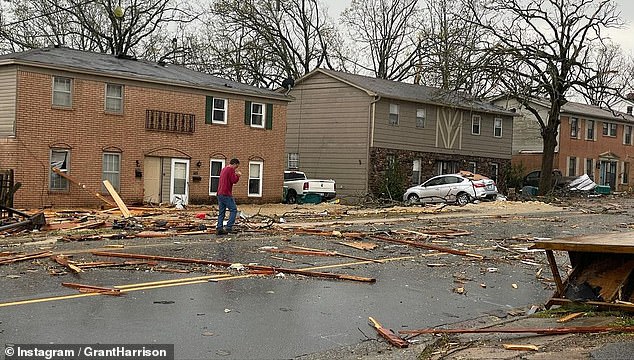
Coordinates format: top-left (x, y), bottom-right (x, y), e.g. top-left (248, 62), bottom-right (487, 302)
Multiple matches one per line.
top-left (522, 169), bottom-right (570, 188)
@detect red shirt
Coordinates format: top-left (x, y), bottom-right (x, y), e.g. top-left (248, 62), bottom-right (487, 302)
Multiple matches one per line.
top-left (217, 166), bottom-right (240, 196)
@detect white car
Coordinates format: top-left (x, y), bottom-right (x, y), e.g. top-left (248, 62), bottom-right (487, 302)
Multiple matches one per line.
top-left (403, 174), bottom-right (477, 206)
top-left (458, 171), bottom-right (498, 200)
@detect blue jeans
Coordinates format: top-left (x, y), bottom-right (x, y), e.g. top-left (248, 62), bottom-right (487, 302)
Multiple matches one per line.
top-left (217, 195), bottom-right (237, 231)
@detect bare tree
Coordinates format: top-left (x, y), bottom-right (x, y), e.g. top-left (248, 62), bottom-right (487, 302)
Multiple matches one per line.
top-left (0, 0), bottom-right (197, 57)
top-left (415, 0), bottom-right (498, 96)
top-left (576, 43), bottom-right (634, 109)
top-left (209, 0), bottom-right (339, 88)
top-left (468, 0), bottom-right (622, 194)
top-left (341, 0), bottom-right (420, 81)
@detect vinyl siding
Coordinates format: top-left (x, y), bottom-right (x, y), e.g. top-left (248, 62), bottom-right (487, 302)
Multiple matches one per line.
top-left (286, 72), bottom-right (371, 196)
top-left (373, 99), bottom-right (513, 159)
top-left (0, 66), bottom-right (17, 137)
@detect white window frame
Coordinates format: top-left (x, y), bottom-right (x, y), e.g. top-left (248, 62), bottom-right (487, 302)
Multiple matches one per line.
top-left (412, 159), bottom-right (421, 184)
top-left (52, 76), bottom-right (72, 107)
top-left (471, 115), bottom-right (481, 135)
top-left (287, 153), bottom-right (299, 169)
top-left (494, 118), bottom-right (503, 138)
top-left (570, 117), bottom-right (579, 138)
top-left (568, 156), bottom-right (577, 176)
top-left (490, 163), bottom-right (499, 182)
top-left (585, 158), bottom-right (594, 178)
top-left (212, 98), bottom-right (228, 124)
top-left (586, 120), bottom-right (595, 140)
top-left (389, 103), bottom-right (399, 125)
top-left (50, 149), bottom-right (70, 191)
top-left (623, 161), bottom-right (630, 184)
top-left (416, 108), bottom-right (426, 128)
top-left (468, 161), bottom-right (477, 173)
top-left (102, 152), bottom-right (121, 192)
top-left (624, 125), bottom-right (632, 145)
top-left (209, 158), bottom-right (225, 195)
top-left (105, 83), bottom-right (124, 113)
top-left (250, 102), bottom-right (265, 128)
top-left (248, 161), bottom-right (263, 197)
top-left (603, 122), bottom-right (617, 137)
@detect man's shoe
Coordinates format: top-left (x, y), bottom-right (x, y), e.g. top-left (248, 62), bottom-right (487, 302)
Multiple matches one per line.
top-left (216, 228), bottom-right (227, 235)
top-left (223, 227), bottom-right (234, 234)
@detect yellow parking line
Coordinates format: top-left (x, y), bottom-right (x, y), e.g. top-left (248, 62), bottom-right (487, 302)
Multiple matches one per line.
top-left (0, 254), bottom-right (426, 308)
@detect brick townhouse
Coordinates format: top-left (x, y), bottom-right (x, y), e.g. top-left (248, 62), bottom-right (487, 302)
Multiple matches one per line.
top-left (0, 46), bottom-right (290, 208)
top-left (493, 97), bottom-right (634, 191)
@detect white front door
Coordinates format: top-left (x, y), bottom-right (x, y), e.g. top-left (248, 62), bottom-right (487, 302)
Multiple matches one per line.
top-left (170, 159), bottom-right (189, 205)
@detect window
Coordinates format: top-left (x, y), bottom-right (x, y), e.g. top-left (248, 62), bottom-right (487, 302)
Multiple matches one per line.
top-left (494, 118), bottom-right (502, 137)
top-left (490, 163), bottom-right (499, 182)
top-left (105, 84), bottom-right (123, 113)
top-left (209, 159), bottom-right (225, 195)
top-left (471, 115), bottom-right (481, 135)
top-left (50, 149), bottom-right (70, 191)
top-left (389, 103), bottom-right (399, 125)
top-left (251, 102), bottom-right (265, 128)
top-left (436, 160), bottom-right (459, 175)
top-left (416, 108), bottom-right (426, 128)
top-left (248, 161), bottom-right (263, 196)
top-left (386, 154), bottom-right (396, 168)
top-left (586, 120), bottom-right (595, 140)
top-left (102, 153), bottom-right (121, 192)
top-left (603, 122), bottom-right (617, 137)
top-left (624, 162), bottom-right (630, 184)
top-left (412, 159), bottom-right (421, 185)
top-left (570, 117), bottom-right (578, 138)
top-left (206, 97), bottom-right (227, 124)
top-left (287, 153), bottom-right (299, 169)
top-left (586, 158), bottom-right (594, 178)
top-left (468, 161), bottom-right (477, 173)
top-left (568, 156), bottom-right (577, 176)
top-left (52, 76), bottom-right (72, 107)
top-left (625, 125), bottom-right (632, 145)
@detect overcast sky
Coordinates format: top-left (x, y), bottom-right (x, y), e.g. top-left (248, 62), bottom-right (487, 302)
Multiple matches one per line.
top-left (322, 0), bottom-right (634, 55)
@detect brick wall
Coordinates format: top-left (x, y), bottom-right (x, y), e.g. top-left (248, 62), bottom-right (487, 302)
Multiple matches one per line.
top-left (10, 69), bottom-right (286, 208)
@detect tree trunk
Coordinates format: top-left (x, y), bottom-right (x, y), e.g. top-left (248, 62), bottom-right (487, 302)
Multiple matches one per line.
top-left (538, 104), bottom-right (561, 195)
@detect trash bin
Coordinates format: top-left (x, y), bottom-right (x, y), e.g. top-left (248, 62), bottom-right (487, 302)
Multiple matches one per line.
top-left (299, 193), bottom-right (322, 204)
top-left (594, 185), bottom-right (611, 195)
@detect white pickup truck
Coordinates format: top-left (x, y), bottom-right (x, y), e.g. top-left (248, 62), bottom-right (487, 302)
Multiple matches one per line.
top-left (283, 171), bottom-right (336, 204)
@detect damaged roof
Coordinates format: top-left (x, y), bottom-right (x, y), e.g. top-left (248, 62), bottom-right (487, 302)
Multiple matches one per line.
top-left (298, 68), bottom-right (516, 116)
top-left (0, 46), bottom-right (288, 101)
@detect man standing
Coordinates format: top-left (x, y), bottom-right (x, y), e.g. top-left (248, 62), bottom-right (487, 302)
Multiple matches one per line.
top-left (216, 158), bottom-right (241, 235)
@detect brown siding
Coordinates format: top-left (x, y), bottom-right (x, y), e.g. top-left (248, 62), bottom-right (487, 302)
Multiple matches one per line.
top-left (286, 72), bottom-right (371, 198)
top-left (373, 99), bottom-right (512, 159)
top-left (8, 67), bottom-right (287, 208)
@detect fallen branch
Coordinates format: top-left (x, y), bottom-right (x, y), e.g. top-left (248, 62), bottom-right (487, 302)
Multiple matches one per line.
top-left (399, 326), bottom-right (634, 336)
top-left (371, 235), bottom-right (484, 260)
top-left (92, 251), bottom-right (376, 283)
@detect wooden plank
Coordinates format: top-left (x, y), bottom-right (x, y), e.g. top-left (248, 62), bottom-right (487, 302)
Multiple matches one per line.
top-left (503, 344), bottom-right (539, 351)
top-left (371, 235), bottom-right (484, 260)
top-left (92, 251), bottom-right (376, 283)
top-left (545, 250), bottom-right (565, 296)
top-left (52, 168), bottom-right (115, 206)
top-left (557, 312), bottom-right (584, 323)
top-left (368, 317), bottom-right (409, 348)
top-left (337, 241), bottom-right (377, 251)
top-left (400, 325), bottom-right (634, 335)
top-left (533, 232), bottom-right (634, 254)
top-left (62, 282), bottom-right (122, 296)
top-left (0, 251), bottom-right (53, 265)
top-left (102, 179), bottom-right (132, 218)
top-left (571, 256), bottom-right (634, 301)
top-left (51, 255), bottom-right (83, 273)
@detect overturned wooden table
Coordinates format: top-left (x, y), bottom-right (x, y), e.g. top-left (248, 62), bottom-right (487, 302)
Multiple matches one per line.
top-left (533, 233), bottom-right (634, 312)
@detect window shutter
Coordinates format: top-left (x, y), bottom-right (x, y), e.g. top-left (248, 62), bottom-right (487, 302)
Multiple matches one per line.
top-left (265, 103), bottom-right (273, 130)
top-left (244, 101), bottom-right (252, 125)
top-left (205, 96), bottom-right (213, 124)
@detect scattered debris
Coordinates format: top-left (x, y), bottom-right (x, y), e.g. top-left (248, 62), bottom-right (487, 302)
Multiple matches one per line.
top-left (368, 317), bottom-right (409, 348)
top-left (557, 312), bottom-right (584, 323)
top-left (503, 344), bottom-right (539, 351)
top-left (0, 251), bottom-right (53, 265)
top-left (62, 282), bottom-right (122, 296)
top-left (400, 326), bottom-right (634, 336)
top-left (51, 254), bottom-right (83, 273)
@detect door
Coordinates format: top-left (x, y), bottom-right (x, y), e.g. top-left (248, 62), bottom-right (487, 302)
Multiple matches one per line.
top-left (599, 161), bottom-right (617, 189)
top-left (170, 159), bottom-right (189, 205)
top-left (143, 157), bottom-right (162, 204)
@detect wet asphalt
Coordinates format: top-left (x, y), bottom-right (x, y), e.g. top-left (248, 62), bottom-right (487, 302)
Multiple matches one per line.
top-left (1, 197), bottom-right (634, 359)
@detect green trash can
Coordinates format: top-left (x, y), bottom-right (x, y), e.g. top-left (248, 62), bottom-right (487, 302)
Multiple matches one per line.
top-left (299, 193), bottom-right (322, 204)
top-left (595, 185), bottom-right (611, 195)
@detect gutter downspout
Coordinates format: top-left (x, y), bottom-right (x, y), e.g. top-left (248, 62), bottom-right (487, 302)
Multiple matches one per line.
top-left (366, 95), bottom-right (381, 194)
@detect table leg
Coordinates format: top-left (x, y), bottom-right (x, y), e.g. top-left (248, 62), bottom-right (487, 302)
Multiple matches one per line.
top-left (546, 250), bottom-right (565, 296)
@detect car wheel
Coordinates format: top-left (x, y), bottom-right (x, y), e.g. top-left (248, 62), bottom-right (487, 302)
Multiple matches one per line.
top-left (286, 190), bottom-right (297, 204)
top-left (456, 192), bottom-right (470, 206)
top-left (407, 193), bottom-right (420, 202)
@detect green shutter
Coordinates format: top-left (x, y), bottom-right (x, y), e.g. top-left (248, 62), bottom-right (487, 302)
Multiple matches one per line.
top-left (244, 101), bottom-right (252, 125)
top-left (205, 96), bottom-right (213, 124)
top-left (265, 103), bottom-right (273, 130)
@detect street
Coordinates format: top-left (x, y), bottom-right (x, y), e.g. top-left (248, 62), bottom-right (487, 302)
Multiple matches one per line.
top-left (1, 199), bottom-right (633, 359)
